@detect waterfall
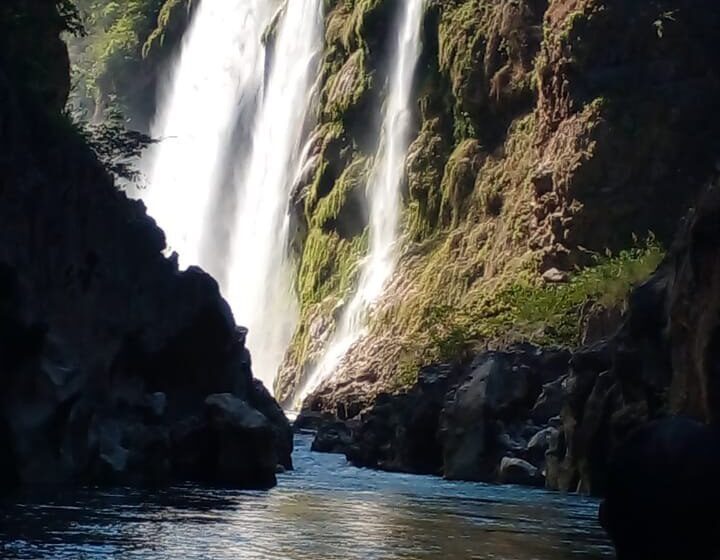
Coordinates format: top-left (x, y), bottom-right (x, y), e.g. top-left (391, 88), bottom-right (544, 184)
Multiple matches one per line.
top-left (225, 0), bottom-right (323, 388)
top-left (296, 0), bottom-right (425, 405)
top-left (144, 1), bottom-right (272, 270)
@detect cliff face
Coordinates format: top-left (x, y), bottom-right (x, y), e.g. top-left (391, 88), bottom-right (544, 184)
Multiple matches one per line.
top-left (302, 185), bottom-right (720, 495)
top-left (0, 0), bottom-right (290, 489)
top-left (277, 0), bottom-right (720, 410)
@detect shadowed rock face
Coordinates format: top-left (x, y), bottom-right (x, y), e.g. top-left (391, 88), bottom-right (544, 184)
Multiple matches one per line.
top-left (600, 418), bottom-right (720, 560)
top-left (304, 349), bottom-right (570, 483)
top-left (0, 0), bottom-right (291, 490)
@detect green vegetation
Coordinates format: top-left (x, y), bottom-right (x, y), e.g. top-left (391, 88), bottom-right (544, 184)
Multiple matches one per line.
top-left (438, 0), bottom-right (488, 133)
top-left (438, 139), bottom-right (483, 226)
top-left (422, 240), bottom-right (665, 363)
top-left (296, 227), bottom-right (368, 308)
top-left (143, 0), bottom-right (191, 57)
top-left (312, 155), bottom-right (370, 231)
top-left (75, 109), bottom-right (154, 181)
top-left (405, 117), bottom-right (449, 241)
top-left (322, 49), bottom-right (372, 120)
top-left (66, 0), bottom-right (188, 122)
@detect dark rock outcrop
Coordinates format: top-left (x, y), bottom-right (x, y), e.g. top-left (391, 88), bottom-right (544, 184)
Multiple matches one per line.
top-left (310, 347), bottom-right (571, 485)
top-left (311, 420), bottom-right (353, 455)
top-left (549, 185), bottom-right (720, 495)
top-left (345, 364), bottom-right (461, 475)
top-left (0, 1), bottom-right (291, 490)
top-left (600, 418), bottom-right (720, 560)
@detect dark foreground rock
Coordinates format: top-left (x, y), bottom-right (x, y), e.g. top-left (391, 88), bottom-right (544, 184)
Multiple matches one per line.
top-left (600, 418), bottom-right (720, 560)
top-left (0, 1), bottom-right (291, 490)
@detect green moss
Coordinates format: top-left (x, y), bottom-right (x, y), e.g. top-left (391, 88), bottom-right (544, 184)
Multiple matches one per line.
top-left (438, 1), bottom-right (489, 132)
top-left (559, 10), bottom-right (590, 44)
top-left (439, 139), bottom-right (483, 226)
top-left (322, 49), bottom-right (372, 120)
top-left (297, 227), bottom-right (368, 308)
top-left (142, 0), bottom-right (191, 58)
top-left (405, 117), bottom-right (450, 240)
top-left (343, 0), bottom-right (393, 52)
top-left (312, 155), bottom-right (370, 230)
top-left (438, 1), bottom-right (487, 98)
top-left (304, 121), bottom-right (349, 217)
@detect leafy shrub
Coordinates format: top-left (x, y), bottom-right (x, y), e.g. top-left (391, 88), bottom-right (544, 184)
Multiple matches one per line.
top-left (66, 107), bottom-right (154, 182)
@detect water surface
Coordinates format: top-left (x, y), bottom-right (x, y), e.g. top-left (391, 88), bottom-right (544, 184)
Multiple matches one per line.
top-left (0, 436), bottom-right (613, 559)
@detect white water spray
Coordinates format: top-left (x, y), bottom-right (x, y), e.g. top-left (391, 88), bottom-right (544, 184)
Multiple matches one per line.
top-left (144, 1), bottom-right (272, 269)
top-left (226, 0), bottom-right (323, 388)
top-left (297, 0), bottom-right (425, 405)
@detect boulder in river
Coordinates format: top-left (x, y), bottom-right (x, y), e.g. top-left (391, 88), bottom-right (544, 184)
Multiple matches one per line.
top-left (311, 420), bottom-right (353, 454)
top-left (498, 457), bottom-right (544, 487)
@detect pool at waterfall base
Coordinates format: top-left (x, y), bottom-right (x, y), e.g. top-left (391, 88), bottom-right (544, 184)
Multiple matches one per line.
top-left (1, 436), bottom-right (613, 559)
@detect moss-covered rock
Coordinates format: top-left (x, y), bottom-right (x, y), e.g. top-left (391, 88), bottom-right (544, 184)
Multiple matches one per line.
top-left (142, 0), bottom-right (194, 59)
top-left (282, 0), bottom-right (720, 413)
top-left (404, 117), bottom-right (449, 240)
top-left (323, 49), bottom-right (372, 120)
top-left (438, 139), bottom-right (485, 226)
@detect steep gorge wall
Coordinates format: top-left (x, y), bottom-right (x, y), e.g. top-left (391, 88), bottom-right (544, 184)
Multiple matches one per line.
top-left (278, 0), bottom-right (720, 410)
top-left (0, 0), bottom-right (290, 489)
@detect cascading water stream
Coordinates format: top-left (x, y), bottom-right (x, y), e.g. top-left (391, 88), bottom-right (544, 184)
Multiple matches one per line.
top-left (226, 0), bottom-right (323, 388)
top-left (143, 1), bottom-right (272, 270)
top-left (296, 0), bottom-right (425, 405)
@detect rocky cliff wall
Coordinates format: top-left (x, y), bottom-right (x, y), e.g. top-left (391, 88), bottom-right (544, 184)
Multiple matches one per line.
top-left (301, 183), bottom-right (720, 495)
top-left (0, 0), bottom-right (290, 490)
top-left (278, 0), bottom-right (720, 411)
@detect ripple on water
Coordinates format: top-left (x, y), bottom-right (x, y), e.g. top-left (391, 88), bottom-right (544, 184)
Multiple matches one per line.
top-left (0, 436), bottom-right (613, 560)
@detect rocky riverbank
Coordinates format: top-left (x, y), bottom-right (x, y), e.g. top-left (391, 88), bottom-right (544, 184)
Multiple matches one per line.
top-left (0, 0), bottom-right (290, 490)
top-left (301, 184), bottom-right (720, 494)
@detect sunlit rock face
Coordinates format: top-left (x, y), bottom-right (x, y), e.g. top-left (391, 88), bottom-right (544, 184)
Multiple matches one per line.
top-left (0, 0), bottom-right (291, 490)
top-left (288, 0), bottom-right (426, 408)
top-left (277, 0), bottom-right (720, 417)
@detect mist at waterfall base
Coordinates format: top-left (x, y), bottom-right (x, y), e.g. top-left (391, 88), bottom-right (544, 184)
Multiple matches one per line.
top-left (296, 0), bottom-right (425, 406)
top-left (142, 0), bottom-right (323, 390)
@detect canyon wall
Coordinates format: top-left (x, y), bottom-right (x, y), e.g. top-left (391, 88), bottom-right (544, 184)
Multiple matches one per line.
top-left (278, 0), bottom-right (720, 412)
top-left (0, 0), bottom-right (290, 489)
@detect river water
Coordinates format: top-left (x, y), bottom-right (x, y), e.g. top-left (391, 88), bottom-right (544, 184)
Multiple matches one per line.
top-left (0, 436), bottom-right (613, 559)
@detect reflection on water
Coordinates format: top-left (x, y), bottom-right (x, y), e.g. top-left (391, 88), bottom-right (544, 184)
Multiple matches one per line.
top-left (0, 436), bottom-right (613, 559)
